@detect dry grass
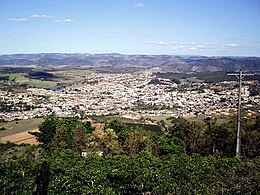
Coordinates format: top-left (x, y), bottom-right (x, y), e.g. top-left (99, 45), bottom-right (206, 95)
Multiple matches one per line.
top-left (0, 129), bottom-right (39, 144)
top-left (0, 118), bottom-right (43, 138)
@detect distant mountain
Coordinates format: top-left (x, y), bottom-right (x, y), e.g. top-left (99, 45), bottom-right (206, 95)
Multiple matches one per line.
top-left (0, 53), bottom-right (259, 72)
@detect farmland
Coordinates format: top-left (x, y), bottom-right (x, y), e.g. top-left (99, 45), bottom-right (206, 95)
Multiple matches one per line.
top-left (0, 118), bottom-right (43, 138)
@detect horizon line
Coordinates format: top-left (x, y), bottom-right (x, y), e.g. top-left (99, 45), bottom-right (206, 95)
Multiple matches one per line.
top-left (0, 52), bottom-right (259, 58)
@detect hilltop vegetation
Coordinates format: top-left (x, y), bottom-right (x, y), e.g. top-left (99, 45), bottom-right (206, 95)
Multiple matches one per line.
top-left (156, 71), bottom-right (260, 83)
top-left (0, 116), bottom-right (259, 194)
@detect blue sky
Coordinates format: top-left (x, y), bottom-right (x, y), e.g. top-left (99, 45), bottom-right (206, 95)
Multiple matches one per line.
top-left (0, 0), bottom-right (259, 56)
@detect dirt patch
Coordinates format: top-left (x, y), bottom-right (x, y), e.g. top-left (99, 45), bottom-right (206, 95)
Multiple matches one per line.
top-left (0, 118), bottom-right (43, 138)
top-left (0, 129), bottom-right (39, 145)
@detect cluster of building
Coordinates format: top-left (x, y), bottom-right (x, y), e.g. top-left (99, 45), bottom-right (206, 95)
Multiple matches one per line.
top-left (0, 70), bottom-right (259, 122)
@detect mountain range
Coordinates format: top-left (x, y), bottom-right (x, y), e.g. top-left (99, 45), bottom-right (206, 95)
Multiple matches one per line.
top-left (0, 53), bottom-right (259, 73)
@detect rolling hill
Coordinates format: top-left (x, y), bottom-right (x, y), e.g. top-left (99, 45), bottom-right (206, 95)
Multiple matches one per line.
top-left (0, 53), bottom-right (259, 73)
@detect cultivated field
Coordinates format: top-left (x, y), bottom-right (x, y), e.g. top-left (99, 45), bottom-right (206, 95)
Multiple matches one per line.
top-left (0, 118), bottom-right (43, 144)
top-left (0, 129), bottom-right (39, 144)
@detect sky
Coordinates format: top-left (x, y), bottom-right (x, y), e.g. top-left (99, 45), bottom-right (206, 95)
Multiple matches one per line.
top-left (0, 0), bottom-right (260, 56)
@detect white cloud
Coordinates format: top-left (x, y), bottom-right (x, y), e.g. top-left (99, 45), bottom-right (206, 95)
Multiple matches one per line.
top-left (188, 47), bottom-right (197, 50)
top-left (179, 45), bottom-right (188, 48)
top-left (196, 44), bottom-right (214, 49)
top-left (148, 40), bottom-right (239, 52)
top-left (8, 18), bottom-right (28, 22)
top-left (8, 15), bottom-right (75, 25)
top-left (54, 18), bottom-right (74, 23)
top-left (147, 41), bottom-right (177, 46)
top-left (31, 14), bottom-right (55, 19)
top-left (133, 3), bottom-right (144, 8)
top-left (222, 44), bottom-right (238, 48)
top-left (63, 18), bottom-right (74, 23)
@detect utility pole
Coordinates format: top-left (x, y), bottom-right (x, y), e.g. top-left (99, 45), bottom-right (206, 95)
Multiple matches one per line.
top-left (227, 69), bottom-right (254, 157)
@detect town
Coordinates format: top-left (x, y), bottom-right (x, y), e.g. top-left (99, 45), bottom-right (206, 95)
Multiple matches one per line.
top-left (0, 69), bottom-right (259, 122)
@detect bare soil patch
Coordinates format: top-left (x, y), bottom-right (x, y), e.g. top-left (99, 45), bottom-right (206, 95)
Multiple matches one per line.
top-left (0, 129), bottom-right (39, 144)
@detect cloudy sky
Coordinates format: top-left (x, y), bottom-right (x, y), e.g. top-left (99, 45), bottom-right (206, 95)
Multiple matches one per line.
top-left (0, 0), bottom-right (259, 56)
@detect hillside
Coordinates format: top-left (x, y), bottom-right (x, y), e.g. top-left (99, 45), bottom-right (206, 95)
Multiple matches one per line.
top-left (0, 53), bottom-right (259, 72)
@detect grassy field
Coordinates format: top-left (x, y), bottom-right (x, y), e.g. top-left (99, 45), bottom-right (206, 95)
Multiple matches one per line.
top-left (145, 114), bottom-right (232, 127)
top-left (0, 73), bottom-right (57, 88)
top-left (125, 123), bottom-right (162, 134)
top-left (189, 114), bottom-right (232, 124)
top-left (54, 70), bottom-right (93, 84)
top-left (147, 116), bottom-right (174, 126)
top-left (91, 115), bottom-right (143, 124)
top-left (91, 115), bottom-right (163, 134)
top-left (0, 118), bottom-right (44, 138)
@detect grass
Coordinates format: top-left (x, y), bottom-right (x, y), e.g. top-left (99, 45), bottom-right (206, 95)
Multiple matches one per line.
top-left (91, 115), bottom-right (143, 124)
top-left (0, 118), bottom-right (44, 138)
top-left (0, 73), bottom-right (57, 88)
top-left (145, 114), bottom-right (232, 128)
top-left (125, 123), bottom-right (162, 135)
top-left (0, 69), bottom-right (98, 89)
top-left (189, 114), bottom-right (232, 124)
top-left (91, 113), bottom-right (233, 131)
top-left (91, 115), bottom-right (163, 134)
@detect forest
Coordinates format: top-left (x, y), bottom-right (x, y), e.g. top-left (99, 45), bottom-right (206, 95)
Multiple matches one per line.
top-left (0, 115), bottom-right (259, 194)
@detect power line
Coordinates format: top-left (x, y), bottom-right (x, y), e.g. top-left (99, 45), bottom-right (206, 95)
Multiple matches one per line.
top-left (227, 69), bottom-right (254, 157)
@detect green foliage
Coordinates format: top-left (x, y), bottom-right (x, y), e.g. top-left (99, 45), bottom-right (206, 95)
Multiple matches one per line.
top-left (104, 119), bottom-right (130, 145)
top-left (1, 147), bottom-right (260, 194)
top-left (0, 143), bottom-right (43, 163)
top-left (84, 128), bottom-right (122, 155)
top-left (169, 117), bottom-right (241, 158)
top-left (170, 117), bottom-right (204, 155)
top-left (2, 116), bottom-right (259, 194)
top-left (34, 158), bottom-right (50, 195)
top-left (30, 116), bottom-right (94, 153)
top-left (29, 116), bottom-right (58, 151)
top-left (0, 142), bottom-right (18, 155)
top-left (0, 159), bottom-right (36, 194)
top-left (242, 116), bottom-right (260, 158)
top-left (204, 122), bottom-right (236, 157)
top-left (123, 129), bottom-right (153, 156)
top-left (104, 119), bottom-right (127, 135)
top-left (160, 136), bottom-right (184, 155)
top-left (156, 71), bottom-right (260, 83)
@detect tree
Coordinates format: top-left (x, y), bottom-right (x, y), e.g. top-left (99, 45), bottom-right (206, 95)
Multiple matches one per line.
top-left (204, 122), bottom-right (236, 157)
top-left (170, 117), bottom-right (204, 155)
top-left (104, 119), bottom-right (126, 135)
top-left (104, 119), bottom-right (128, 144)
top-left (84, 128), bottom-right (121, 155)
top-left (160, 136), bottom-right (184, 155)
top-left (242, 116), bottom-right (260, 158)
top-left (33, 159), bottom-right (50, 195)
top-left (29, 116), bottom-right (59, 152)
top-left (0, 159), bottom-right (36, 194)
top-left (123, 129), bottom-right (153, 155)
top-left (30, 117), bottom-right (94, 154)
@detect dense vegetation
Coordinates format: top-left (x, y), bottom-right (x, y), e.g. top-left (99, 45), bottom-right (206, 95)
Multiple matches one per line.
top-left (0, 116), bottom-right (259, 194)
top-left (27, 72), bottom-right (58, 81)
top-left (156, 72), bottom-right (260, 83)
